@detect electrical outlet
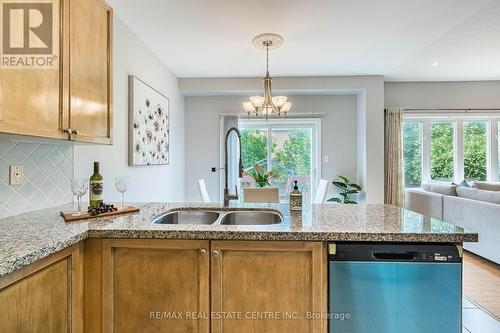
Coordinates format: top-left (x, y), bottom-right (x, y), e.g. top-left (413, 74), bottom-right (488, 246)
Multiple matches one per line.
top-left (9, 165), bottom-right (23, 185)
top-left (323, 155), bottom-right (329, 163)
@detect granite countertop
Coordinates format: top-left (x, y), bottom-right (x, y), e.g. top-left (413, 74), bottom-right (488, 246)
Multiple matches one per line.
top-left (0, 202), bottom-right (478, 277)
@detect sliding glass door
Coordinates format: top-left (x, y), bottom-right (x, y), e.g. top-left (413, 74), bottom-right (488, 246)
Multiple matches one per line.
top-left (239, 119), bottom-right (320, 203)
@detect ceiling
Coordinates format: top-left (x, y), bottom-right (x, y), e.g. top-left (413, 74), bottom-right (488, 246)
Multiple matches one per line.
top-left (108, 0), bottom-right (500, 81)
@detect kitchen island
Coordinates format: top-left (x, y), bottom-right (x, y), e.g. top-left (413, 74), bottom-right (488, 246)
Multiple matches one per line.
top-left (0, 202), bottom-right (477, 333)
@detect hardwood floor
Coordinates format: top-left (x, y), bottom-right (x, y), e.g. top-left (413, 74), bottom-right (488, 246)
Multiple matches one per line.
top-left (463, 251), bottom-right (500, 319)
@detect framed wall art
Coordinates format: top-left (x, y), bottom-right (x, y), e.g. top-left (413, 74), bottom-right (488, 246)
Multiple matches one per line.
top-left (128, 75), bottom-right (170, 166)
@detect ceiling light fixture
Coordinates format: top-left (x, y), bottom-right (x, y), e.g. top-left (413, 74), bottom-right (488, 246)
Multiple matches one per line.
top-left (242, 33), bottom-right (291, 119)
top-left (432, 61), bottom-right (440, 67)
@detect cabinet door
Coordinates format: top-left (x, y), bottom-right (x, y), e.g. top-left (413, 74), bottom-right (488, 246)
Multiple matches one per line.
top-left (211, 241), bottom-right (327, 333)
top-left (68, 0), bottom-right (112, 144)
top-left (102, 239), bottom-right (210, 333)
top-left (0, 0), bottom-right (68, 140)
top-left (0, 243), bottom-right (83, 332)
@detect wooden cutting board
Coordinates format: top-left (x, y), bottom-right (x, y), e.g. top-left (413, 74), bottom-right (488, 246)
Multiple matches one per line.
top-left (60, 205), bottom-right (140, 222)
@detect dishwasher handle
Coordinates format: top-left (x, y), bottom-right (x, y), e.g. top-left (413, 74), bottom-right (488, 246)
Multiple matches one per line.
top-left (373, 251), bottom-right (416, 260)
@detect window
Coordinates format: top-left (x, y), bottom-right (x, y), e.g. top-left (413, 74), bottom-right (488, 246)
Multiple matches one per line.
top-left (430, 122), bottom-right (455, 182)
top-left (241, 128), bottom-right (268, 170)
top-left (403, 117), bottom-right (500, 186)
top-left (239, 119), bottom-right (320, 202)
top-left (463, 121), bottom-right (487, 181)
top-left (271, 128), bottom-right (312, 201)
top-left (403, 122), bottom-right (423, 188)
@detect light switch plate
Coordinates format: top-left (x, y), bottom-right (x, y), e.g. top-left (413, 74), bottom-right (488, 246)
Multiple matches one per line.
top-left (9, 165), bottom-right (23, 185)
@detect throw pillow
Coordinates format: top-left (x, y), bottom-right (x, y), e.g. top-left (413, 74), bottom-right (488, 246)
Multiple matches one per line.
top-left (474, 181), bottom-right (500, 192)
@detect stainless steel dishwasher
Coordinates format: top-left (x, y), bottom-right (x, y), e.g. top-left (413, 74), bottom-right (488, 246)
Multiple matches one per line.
top-left (328, 242), bottom-right (462, 333)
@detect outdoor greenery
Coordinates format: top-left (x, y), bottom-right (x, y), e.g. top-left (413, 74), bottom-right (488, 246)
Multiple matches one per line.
top-left (272, 129), bottom-right (311, 180)
top-left (403, 122), bottom-right (423, 187)
top-left (403, 121), bottom-right (488, 187)
top-left (240, 128), bottom-right (311, 181)
top-left (240, 129), bottom-right (268, 170)
top-left (431, 122), bottom-right (455, 181)
top-left (327, 175), bottom-right (362, 204)
top-left (464, 122), bottom-right (487, 181)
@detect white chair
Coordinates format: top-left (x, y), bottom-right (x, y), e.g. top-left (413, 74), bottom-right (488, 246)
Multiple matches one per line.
top-left (313, 179), bottom-right (329, 204)
top-left (197, 179), bottom-right (211, 203)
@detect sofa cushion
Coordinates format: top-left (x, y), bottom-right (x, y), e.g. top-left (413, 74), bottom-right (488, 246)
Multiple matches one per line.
top-left (456, 186), bottom-right (500, 204)
top-left (423, 182), bottom-right (457, 196)
top-left (474, 181), bottom-right (500, 192)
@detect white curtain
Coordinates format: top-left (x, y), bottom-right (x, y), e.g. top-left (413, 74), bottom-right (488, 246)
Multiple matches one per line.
top-left (384, 107), bottom-right (404, 207)
top-left (220, 115), bottom-right (240, 202)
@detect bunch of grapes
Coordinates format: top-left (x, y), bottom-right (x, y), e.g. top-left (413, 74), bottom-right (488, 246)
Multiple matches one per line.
top-left (88, 202), bottom-right (118, 216)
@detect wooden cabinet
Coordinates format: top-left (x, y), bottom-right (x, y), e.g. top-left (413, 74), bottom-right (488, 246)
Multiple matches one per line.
top-left (86, 239), bottom-right (326, 333)
top-left (211, 241), bottom-right (327, 333)
top-left (99, 239), bottom-right (210, 333)
top-left (68, 0), bottom-right (113, 144)
top-left (0, 0), bottom-right (66, 140)
top-left (0, 243), bottom-right (83, 333)
top-left (0, 0), bottom-right (113, 144)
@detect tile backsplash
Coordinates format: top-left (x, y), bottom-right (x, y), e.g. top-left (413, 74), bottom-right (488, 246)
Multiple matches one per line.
top-left (0, 140), bottom-right (74, 218)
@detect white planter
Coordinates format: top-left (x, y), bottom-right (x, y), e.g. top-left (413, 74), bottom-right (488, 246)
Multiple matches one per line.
top-left (243, 187), bottom-right (280, 203)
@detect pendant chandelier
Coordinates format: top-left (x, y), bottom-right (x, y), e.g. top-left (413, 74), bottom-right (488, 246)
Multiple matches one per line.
top-left (242, 33), bottom-right (292, 118)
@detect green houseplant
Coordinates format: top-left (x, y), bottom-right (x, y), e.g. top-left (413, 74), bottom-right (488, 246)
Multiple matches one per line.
top-left (328, 175), bottom-right (362, 204)
top-left (244, 164), bottom-right (278, 187)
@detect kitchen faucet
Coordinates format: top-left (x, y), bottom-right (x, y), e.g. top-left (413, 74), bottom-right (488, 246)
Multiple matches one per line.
top-left (224, 127), bottom-right (243, 206)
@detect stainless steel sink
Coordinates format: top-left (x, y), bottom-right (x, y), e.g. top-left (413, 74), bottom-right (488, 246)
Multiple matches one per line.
top-left (220, 211), bottom-right (283, 225)
top-left (154, 210), bottom-right (220, 225)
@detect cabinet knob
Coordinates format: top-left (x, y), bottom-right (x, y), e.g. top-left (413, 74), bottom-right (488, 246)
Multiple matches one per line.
top-left (73, 129), bottom-right (80, 135)
top-left (199, 248), bottom-right (207, 256)
top-left (64, 128), bottom-right (73, 134)
top-left (212, 250), bottom-right (220, 257)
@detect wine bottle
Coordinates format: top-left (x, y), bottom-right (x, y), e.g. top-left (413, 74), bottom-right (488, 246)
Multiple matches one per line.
top-left (89, 162), bottom-right (103, 207)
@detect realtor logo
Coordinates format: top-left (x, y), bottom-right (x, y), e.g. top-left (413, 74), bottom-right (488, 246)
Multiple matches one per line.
top-left (1, 0), bottom-right (58, 68)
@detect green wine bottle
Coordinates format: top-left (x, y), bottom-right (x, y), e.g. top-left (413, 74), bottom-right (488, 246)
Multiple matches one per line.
top-left (89, 162), bottom-right (103, 207)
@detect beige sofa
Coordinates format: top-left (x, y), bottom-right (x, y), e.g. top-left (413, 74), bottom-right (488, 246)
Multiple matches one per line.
top-left (405, 182), bottom-right (500, 264)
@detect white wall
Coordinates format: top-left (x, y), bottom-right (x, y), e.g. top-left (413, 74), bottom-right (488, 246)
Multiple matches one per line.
top-left (184, 95), bottom-right (357, 202)
top-left (74, 16), bottom-right (185, 203)
top-left (385, 81), bottom-right (500, 108)
top-left (181, 76), bottom-right (385, 203)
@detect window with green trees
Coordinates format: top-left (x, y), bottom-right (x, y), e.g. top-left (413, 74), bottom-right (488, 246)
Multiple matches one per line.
top-left (402, 118), bottom-right (496, 187)
top-left (240, 121), bottom-right (317, 202)
top-left (403, 122), bottom-right (423, 187)
top-left (240, 128), bottom-right (268, 170)
top-left (464, 121), bottom-right (487, 181)
top-left (431, 122), bottom-right (455, 181)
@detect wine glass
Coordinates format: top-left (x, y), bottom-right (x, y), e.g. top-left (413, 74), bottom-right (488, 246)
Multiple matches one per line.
top-left (71, 178), bottom-right (88, 216)
top-left (115, 177), bottom-right (129, 207)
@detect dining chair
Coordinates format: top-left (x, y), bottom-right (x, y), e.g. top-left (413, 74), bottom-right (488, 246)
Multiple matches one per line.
top-left (313, 179), bottom-right (329, 204)
top-left (197, 179), bottom-right (211, 203)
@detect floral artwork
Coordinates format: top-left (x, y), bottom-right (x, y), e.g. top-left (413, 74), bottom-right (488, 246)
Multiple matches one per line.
top-left (129, 76), bottom-right (170, 166)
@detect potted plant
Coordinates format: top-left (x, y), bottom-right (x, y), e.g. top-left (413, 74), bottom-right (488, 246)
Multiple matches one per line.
top-left (328, 175), bottom-right (362, 204)
top-left (244, 164), bottom-right (278, 187)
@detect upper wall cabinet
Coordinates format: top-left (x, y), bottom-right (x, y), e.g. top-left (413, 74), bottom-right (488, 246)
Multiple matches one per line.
top-left (67, 0), bottom-right (113, 144)
top-left (0, 0), bottom-right (67, 140)
top-left (0, 0), bottom-right (113, 144)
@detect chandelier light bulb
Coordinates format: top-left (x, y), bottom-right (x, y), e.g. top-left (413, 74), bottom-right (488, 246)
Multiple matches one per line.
top-left (281, 101), bottom-right (292, 113)
top-left (249, 96), bottom-right (265, 108)
top-left (272, 96), bottom-right (287, 109)
top-left (242, 101), bottom-right (255, 113)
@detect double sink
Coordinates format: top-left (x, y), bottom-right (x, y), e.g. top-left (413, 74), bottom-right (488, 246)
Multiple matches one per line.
top-left (153, 209), bottom-right (283, 226)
